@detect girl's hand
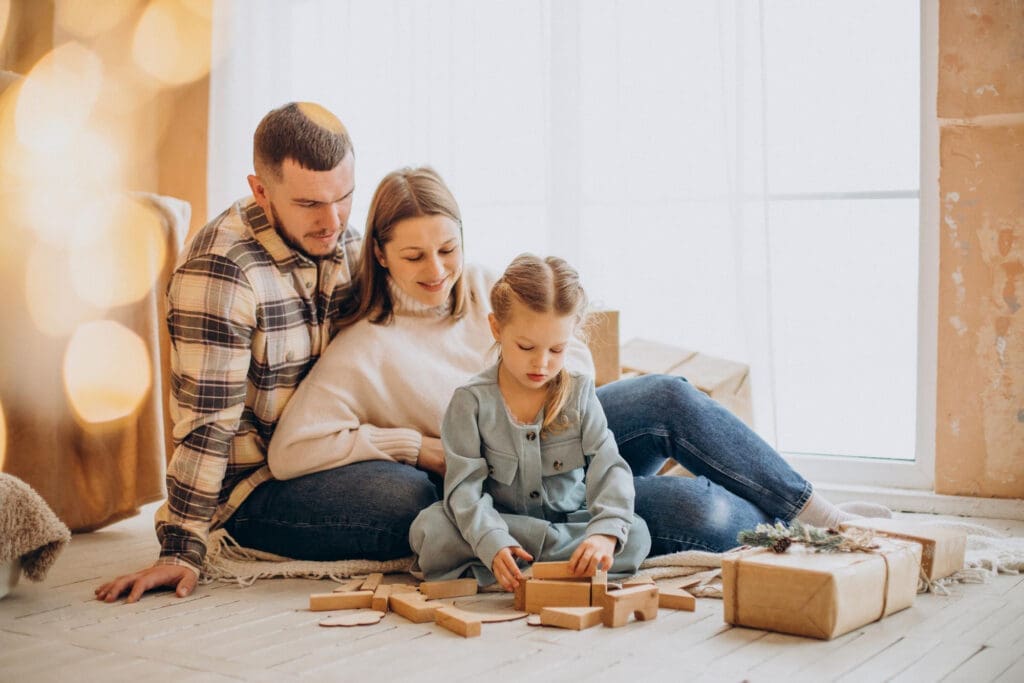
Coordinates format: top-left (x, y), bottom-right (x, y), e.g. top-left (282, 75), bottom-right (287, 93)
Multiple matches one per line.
top-left (491, 546), bottom-right (534, 592)
top-left (568, 534), bottom-right (616, 576)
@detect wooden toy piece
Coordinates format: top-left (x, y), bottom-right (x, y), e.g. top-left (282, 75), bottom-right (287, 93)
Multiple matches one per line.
top-left (539, 606), bottom-right (604, 631)
top-left (600, 584), bottom-right (659, 627)
top-left (524, 579), bottom-right (592, 613)
top-left (309, 591), bottom-right (374, 612)
top-left (419, 578), bottom-right (478, 600)
top-left (434, 606), bottom-right (482, 638)
top-left (514, 580), bottom-right (526, 611)
top-left (658, 587), bottom-right (696, 611)
top-left (371, 585), bottom-right (391, 612)
top-left (591, 570), bottom-right (608, 605)
top-left (332, 578), bottom-right (365, 593)
top-left (531, 560), bottom-right (596, 579)
top-left (389, 584), bottom-right (419, 594)
top-left (319, 609), bottom-right (386, 627)
top-left (390, 592), bottom-right (442, 624)
top-left (622, 575), bottom-right (655, 588)
top-left (361, 572), bottom-right (384, 591)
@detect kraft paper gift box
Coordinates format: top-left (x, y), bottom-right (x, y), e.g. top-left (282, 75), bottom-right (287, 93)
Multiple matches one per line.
top-left (722, 538), bottom-right (923, 640)
top-left (839, 518), bottom-right (967, 582)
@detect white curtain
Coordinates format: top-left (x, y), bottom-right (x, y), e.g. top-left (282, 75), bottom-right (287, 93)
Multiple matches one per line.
top-left (207, 0), bottom-right (921, 466)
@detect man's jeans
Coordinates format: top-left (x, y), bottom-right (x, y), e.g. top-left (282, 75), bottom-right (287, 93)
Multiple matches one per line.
top-left (224, 374), bottom-right (812, 559)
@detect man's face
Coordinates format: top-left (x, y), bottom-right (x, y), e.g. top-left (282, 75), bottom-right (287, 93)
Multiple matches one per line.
top-left (248, 155), bottom-right (355, 259)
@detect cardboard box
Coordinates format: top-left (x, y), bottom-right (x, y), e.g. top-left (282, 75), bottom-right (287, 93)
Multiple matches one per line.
top-left (620, 338), bottom-right (752, 427)
top-left (721, 538), bottom-right (922, 640)
top-left (839, 518), bottom-right (966, 582)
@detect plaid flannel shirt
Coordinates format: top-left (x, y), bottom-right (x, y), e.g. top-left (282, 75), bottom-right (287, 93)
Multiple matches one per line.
top-left (155, 198), bottom-right (362, 572)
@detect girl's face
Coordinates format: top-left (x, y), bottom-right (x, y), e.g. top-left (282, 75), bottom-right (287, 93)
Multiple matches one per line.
top-left (376, 214), bottom-right (463, 308)
top-left (489, 300), bottom-right (576, 393)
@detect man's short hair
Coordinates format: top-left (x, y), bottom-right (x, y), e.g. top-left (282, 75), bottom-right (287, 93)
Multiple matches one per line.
top-left (253, 102), bottom-right (353, 180)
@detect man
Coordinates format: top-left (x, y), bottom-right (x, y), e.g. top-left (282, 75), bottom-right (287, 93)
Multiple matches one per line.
top-left (95, 102), bottom-right (362, 603)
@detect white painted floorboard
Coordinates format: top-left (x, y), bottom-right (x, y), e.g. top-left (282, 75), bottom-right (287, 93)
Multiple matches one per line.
top-left (2, 504), bottom-right (1022, 682)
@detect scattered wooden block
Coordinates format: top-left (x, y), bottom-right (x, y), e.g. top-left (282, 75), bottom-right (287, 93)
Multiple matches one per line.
top-left (622, 575), bottom-right (655, 587)
top-left (524, 579), bottom-right (592, 613)
top-left (332, 578), bottom-right (365, 593)
top-left (361, 572), bottom-right (384, 591)
top-left (539, 606), bottom-right (604, 631)
top-left (600, 584), bottom-right (659, 627)
top-left (591, 570), bottom-right (608, 605)
top-left (531, 560), bottom-right (596, 579)
top-left (419, 578), bottom-right (478, 600)
top-left (309, 591), bottom-right (374, 612)
top-left (514, 580), bottom-right (526, 611)
top-left (372, 585), bottom-right (391, 612)
top-left (658, 587), bottom-right (696, 611)
top-left (318, 609), bottom-right (385, 627)
top-left (434, 606), bottom-right (482, 638)
top-left (389, 593), bottom-right (441, 624)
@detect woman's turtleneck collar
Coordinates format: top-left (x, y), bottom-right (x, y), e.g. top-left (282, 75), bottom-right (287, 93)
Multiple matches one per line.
top-left (386, 275), bottom-right (453, 319)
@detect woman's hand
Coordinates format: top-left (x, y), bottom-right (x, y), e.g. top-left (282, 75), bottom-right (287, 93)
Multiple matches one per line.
top-left (568, 534), bottom-right (617, 576)
top-left (417, 436), bottom-right (446, 476)
top-left (94, 564), bottom-right (198, 604)
top-left (491, 546), bottom-right (534, 592)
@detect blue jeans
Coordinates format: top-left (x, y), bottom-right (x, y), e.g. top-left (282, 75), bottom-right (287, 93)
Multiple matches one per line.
top-left (225, 374), bottom-right (812, 559)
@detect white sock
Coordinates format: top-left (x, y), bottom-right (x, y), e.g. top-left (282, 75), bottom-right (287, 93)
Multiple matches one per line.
top-left (795, 492), bottom-right (857, 529)
top-left (837, 501), bottom-right (893, 519)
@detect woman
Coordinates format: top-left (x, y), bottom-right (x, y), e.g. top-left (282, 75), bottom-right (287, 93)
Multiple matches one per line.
top-left (227, 166), bottom-right (879, 562)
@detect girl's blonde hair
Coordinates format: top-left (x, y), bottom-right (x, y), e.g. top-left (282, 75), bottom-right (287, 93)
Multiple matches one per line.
top-left (339, 166), bottom-right (467, 327)
top-left (490, 254), bottom-right (588, 436)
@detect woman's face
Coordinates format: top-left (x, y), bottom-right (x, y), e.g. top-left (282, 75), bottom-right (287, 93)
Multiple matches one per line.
top-left (376, 214), bottom-right (463, 308)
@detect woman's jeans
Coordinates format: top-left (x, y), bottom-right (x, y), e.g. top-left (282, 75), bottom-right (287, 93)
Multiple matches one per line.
top-left (224, 374), bottom-right (812, 560)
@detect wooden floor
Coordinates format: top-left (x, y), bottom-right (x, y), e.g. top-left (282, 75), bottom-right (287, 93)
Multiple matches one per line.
top-left (2, 505), bottom-right (1023, 682)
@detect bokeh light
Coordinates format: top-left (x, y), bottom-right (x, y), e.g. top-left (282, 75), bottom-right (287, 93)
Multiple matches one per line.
top-left (56, 0), bottom-right (138, 39)
top-left (63, 321), bottom-right (152, 423)
top-left (25, 243), bottom-right (104, 337)
top-left (70, 196), bottom-right (168, 308)
top-left (132, 0), bottom-right (212, 86)
top-left (14, 41), bottom-right (104, 151)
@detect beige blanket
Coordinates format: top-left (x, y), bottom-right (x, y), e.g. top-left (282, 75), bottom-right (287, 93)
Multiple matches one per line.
top-left (0, 473), bottom-right (71, 581)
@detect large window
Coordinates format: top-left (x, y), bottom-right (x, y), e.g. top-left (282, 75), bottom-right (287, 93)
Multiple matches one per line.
top-left (209, 0), bottom-right (932, 486)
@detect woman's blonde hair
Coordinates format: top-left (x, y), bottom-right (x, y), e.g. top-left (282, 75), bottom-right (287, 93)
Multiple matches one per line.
top-left (340, 166), bottom-right (467, 327)
top-left (490, 254), bottom-right (588, 436)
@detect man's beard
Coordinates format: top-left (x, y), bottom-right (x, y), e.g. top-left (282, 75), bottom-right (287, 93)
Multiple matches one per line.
top-left (270, 201), bottom-right (327, 260)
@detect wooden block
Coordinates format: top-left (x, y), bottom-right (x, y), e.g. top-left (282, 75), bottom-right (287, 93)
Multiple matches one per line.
top-left (600, 584), bottom-right (659, 627)
top-left (361, 572), bottom-right (384, 591)
top-left (513, 580), bottom-right (526, 611)
top-left (532, 560), bottom-right (596, 580)
top-left (622, 575), bottom-right (655, 587)
top-left (524, 579), bottom-right (592, 613)
top-left (419, 578), bottom-right (478, 600)
top-left (309, 591), bottom-right (374, 612)
top-left (658, 587), bottom-right (696, 611)
top-left (332, 578), bottom-right (365, 593)
top-left (539, 606), bottom-right (604, 631)
top-left (389, 593), bottom-right (440, 624)
top-left (434, 606), bottom-right (482, 638)
top-left (591, 570), bottom-right (608, 605)
top-left (371, 585), bottom-right (391, 612)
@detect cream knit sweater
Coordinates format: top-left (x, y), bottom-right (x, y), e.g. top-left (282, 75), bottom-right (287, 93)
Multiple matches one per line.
top-left (268, 264), bottom-right (595, 479)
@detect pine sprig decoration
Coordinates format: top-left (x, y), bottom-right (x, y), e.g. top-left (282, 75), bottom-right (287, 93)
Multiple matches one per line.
top-left (737, 520), bottom-right (878, 554)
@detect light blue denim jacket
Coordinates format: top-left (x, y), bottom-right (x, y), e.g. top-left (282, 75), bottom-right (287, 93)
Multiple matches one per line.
top-left (439, 362), bottom-right (639, 570)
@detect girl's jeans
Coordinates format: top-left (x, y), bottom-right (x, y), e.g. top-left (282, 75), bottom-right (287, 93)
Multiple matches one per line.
top-left (224, 374), bottom-right (812, 559)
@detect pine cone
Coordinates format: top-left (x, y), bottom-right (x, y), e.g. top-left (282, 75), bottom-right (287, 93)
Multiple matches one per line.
top-left (770, 537), bottom-right (792, 553)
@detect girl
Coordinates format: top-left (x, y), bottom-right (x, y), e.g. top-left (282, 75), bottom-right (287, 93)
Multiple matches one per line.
top-left (409, 255), bottom-right (651, 590)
